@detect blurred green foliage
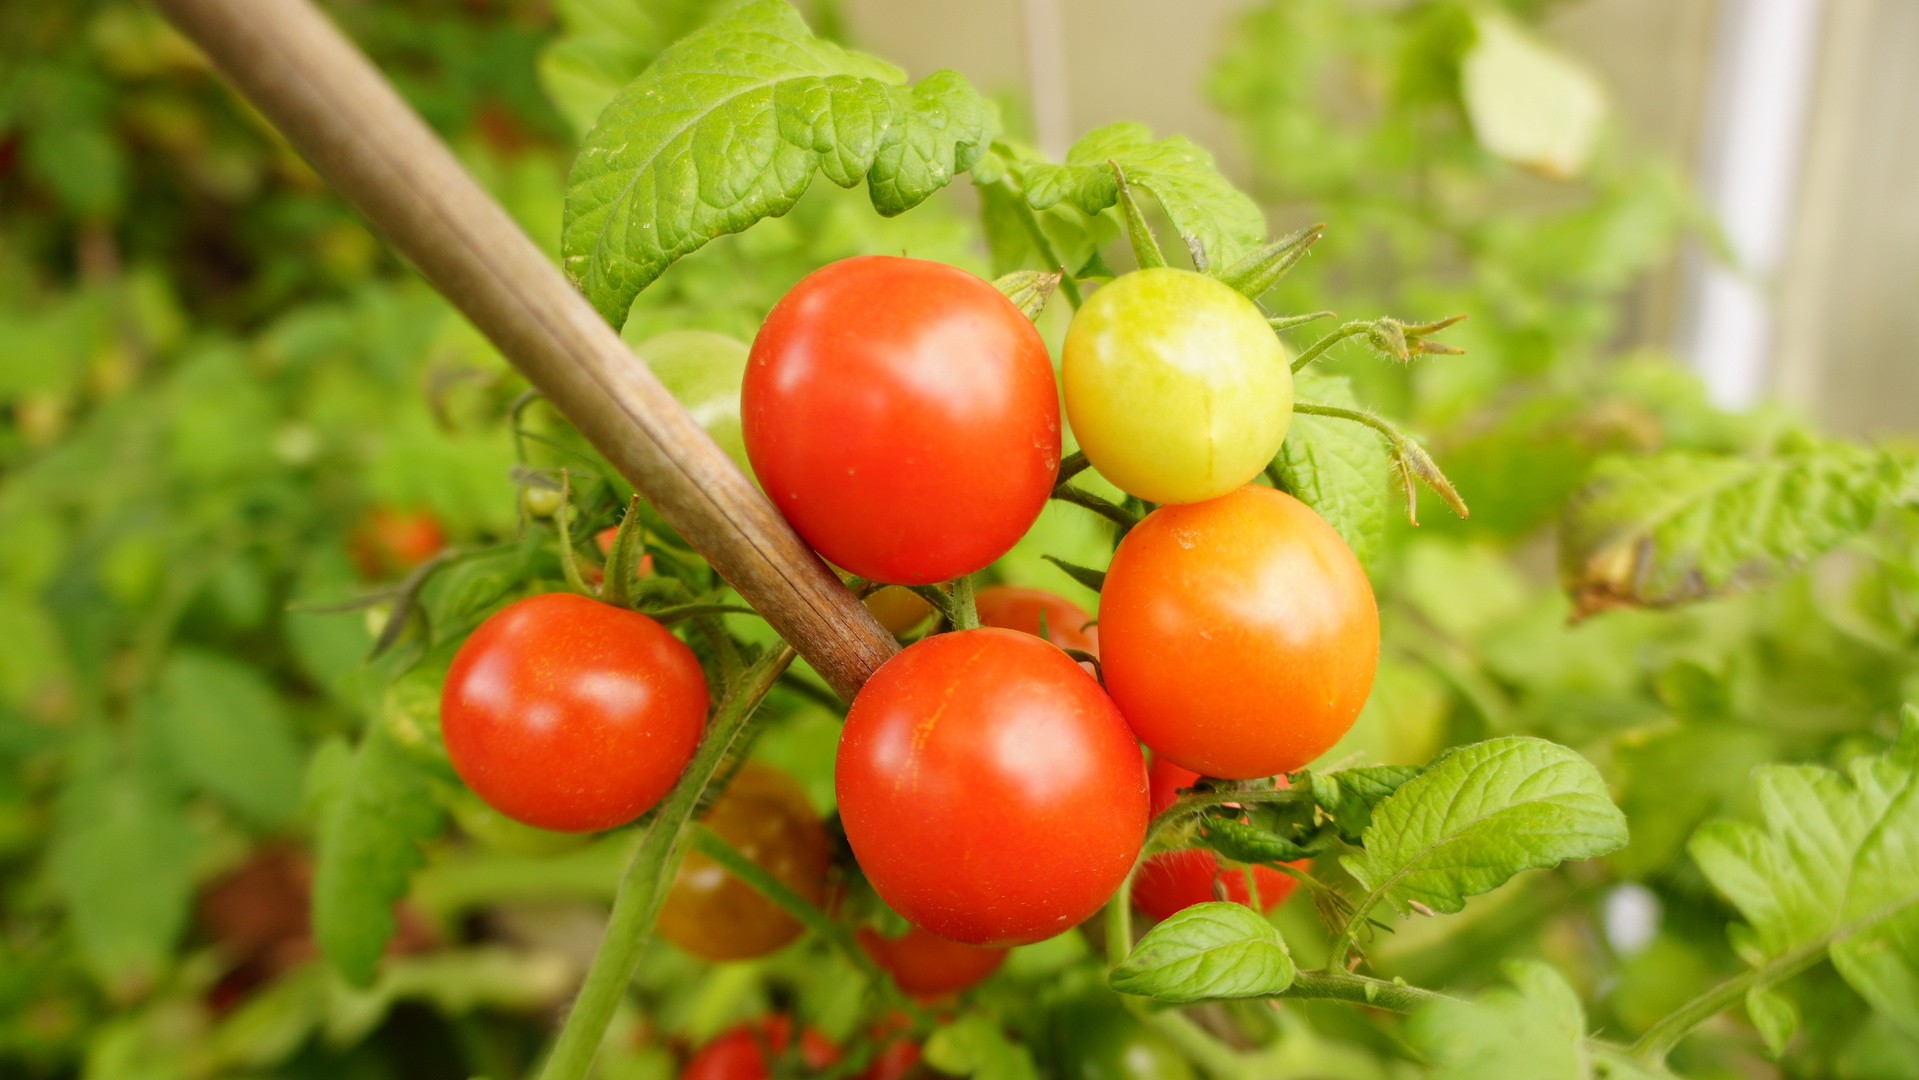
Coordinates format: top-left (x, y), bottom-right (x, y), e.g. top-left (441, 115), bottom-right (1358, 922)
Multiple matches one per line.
top-left (2, 0), bottom-right (1917, 1078)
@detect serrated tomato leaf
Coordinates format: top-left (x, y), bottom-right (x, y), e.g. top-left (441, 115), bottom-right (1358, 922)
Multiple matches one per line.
top-left (1270, 369), bottom-right (1390, 570)
top-left (1021, 122), bottom-right (1266, 272)
top-left (1560, 441), bottom-right (1915, 617)
top-left (1110, 902), bottom-right (1295, 1002)
top-left (313, 720), bottom-right (445, 987)
top-left (1407, 959), bottom-right (1588, 1080)
top-left (1689, 708), bottom-right (1919, 1037)
top-left (1306, 763), bottom-right (1428, 844)
top-left (1342, 737), bottom-right (1627, 919)
top-left (563, 0), bottom-right (989, 327)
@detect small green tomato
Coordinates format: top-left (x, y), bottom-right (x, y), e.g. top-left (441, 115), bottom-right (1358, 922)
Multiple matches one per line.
top-left (1061, 268), bottom-right (1291, 505)
top-left (629, 329), bottom-right (755, 484)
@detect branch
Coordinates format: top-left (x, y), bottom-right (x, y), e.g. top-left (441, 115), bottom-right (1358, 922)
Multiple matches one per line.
top-left (1051, 483), bottom-right (1142, 532)
top-left (1291, 401), bottom-right (1468, 523)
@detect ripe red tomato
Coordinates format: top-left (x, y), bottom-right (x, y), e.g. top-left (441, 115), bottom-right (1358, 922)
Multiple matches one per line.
top-left (440, 593), bottom-right (707, 832)
top-left (1100, 485), bottom-right (1377, 779)
top-left (856, 924), bottom-right (1008, 998)
top-left (681, 1017), bottom-right (838, 1080)
top-left (348, 506), bottom-right (444, 580)
top-left (837, 628), bottom-right (1148, 945)
top-left (742, 256), bottom-right (1060, 584)
top-left (974, 586), bottom-right (1098, 655)
top-left (657, 762), bottom-right (830, 961)
top-left (1131, 757), bottom-right (1301, 923)
top-left (588, 525), bottom-right (654, 586)
top-left (857, 1038), bottom-right (921, 1080)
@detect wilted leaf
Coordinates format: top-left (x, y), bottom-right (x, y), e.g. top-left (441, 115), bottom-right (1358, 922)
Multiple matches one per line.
top-left (1109, 902), bottom-right (1295, 1002)
top-left (1560, 442), bottom-right (1911, 617)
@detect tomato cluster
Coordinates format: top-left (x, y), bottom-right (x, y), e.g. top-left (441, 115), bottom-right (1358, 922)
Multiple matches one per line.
top-left (439, 256), bottom-right (1379, 1008)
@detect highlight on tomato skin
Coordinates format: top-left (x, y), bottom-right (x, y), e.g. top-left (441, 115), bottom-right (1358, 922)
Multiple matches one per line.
top-left (835, 628), bottom-right (1149, 946)
top-left (656, 762), bottom-right (830, 962)
top-left (439, 592), bottom-right (708, 833)
top-left (1131, 756), bottom-right (1303, 923)
top-left (855, 923), bottom-right (1009, 999)
top-left (679, 1016), bottom-right (839, 1080)
top-left (741, 255), bottom-right (1061, 585)
top-left (1100, 484), bottom-right (1379, 779)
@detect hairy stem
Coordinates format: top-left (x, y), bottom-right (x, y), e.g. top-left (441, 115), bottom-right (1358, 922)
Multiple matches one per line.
top-left (1289, 323), bottom-right (1369, 373)
top-left (1052, 483), bottom-right (1141, 532)
top-left (950, 574), bottom-right (979, 631)
top-left (1008, 191), bottom-right (1084, 309)
top-left (539, 646), bottom-right (795, 1080)
top-left (1274, 969), bottom-right (1455, 1012)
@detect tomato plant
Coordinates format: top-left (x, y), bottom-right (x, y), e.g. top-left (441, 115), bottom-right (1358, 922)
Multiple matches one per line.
top-left (1048, 995), bottom-right (1194, 1080)
top-left (680, 1016), bottom-right (838, 1080)
top-left (1131, 756), bottom-right (1300, 921)
top-left (742, 256), bottom-right (1060, 584)
top-left (855, 924), bottom-right (1008, 998)
top-left (1062, 268), bottom-right (1292, 505)
top-left (440, 592), bottom-right (708, 832)
top-left (974, 585), bottom-right (1098, 655)
top-left (656, 762), bottom-right (829, 961)
top-left (633, 328), bottom-right (755, 481)
top-left (1100, 485), bottom-right (1379, 779)
top-left (836, 628), bottom-right (1148, 945)
top-left (348, 506), bottom-right (446, 580)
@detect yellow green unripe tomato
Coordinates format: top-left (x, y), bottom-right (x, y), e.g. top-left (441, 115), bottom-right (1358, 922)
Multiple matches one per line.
top-left (523, 485), bottom-right (564, 517)
top-left (630, 329), bottom-right (755, 485)
top-left (1061, 268), bottom-right (1291, 505)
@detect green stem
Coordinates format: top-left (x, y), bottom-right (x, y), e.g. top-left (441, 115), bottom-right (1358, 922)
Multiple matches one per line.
top-left (554, 470), bottom-right (593, 596)
top-left (1008, 191), bottom-right (1083, 309)
top-left (1051, 483), bottom-right (1141, 532)
top-left (1056, 451), bottom-right (1091, 486)
top-left (1289, 322), bottom-right (1369, 372)
top-left (1110, 161), bottom-right (1167, 270)
top-left (1268, 312), bottom-right (1335, 334)
top-left (1130, 1002), bottom-right (1247, 1080)
top-left (1273, 969), bottom-right (1454, 1012)
top-left (1629, 891), bottom-right (1919, 1065)
top-left (538, 646), bottom-right (795, 1080)
top-left (1291, 402), bottom-right (1467, 521)
top-left (1104, 865), bottom-right (1136, 970)
top-left (950, 574), bottom-right (979, 631)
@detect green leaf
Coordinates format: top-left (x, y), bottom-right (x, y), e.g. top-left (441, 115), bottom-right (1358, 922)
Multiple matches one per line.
top-left (1460, 10), bottom-right (1608, 180)
top-left (1307, 764), bottom-right (1428, 844)
top-left (1746, 983), bottom-right (1799, 1058)
top-left (49, 750), bottom-right (199, 995)
top-left (313, 720), bottom-right (445, 987)
top-left (1407, 959), bottom-right (1588, 1080)
top-left (150, 650), bottom-right (305, 827)
top-left (1040, 554), bottom-right (1106, 594)
top-left (923, 1013), bottom-right (1040, 1080)
top-left (1342, 737), bottom-right (1628, 920)
top-left (562, 0), bottom-right (989, 327)
top-left (1200, 815), bottom-right (1316, 864)
top-left (1687, 710), bottom-right (1919, 1037)
top-left (1021, 122), bottom-right (1266, 271)
top-left (1560, 441), bottom-right (1913, 617)
top-left (1269, 369), bottom-right (1390, 569)
top-left (1109, 902), bottom-right (1295, 1003)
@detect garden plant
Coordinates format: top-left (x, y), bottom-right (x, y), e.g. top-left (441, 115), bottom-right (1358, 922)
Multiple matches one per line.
top-left (3, 2), bottom-right (1918, 1080)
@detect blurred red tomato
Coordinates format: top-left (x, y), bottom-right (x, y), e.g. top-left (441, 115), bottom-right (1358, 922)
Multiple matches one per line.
top-left (856, 924), bottom-right (1008, 998)
top-left (681, 1017), bottom-right (838, 1080)
top-left (348, 506), bottom-right (445, 580)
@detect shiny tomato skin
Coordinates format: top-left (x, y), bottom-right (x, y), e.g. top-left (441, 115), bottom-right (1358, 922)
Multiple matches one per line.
top-left (1131, 757), bottom-right (1301, 922)
top-left (1101, 486), bottom-right (1377, 779)
top-left (975, 585), bottom-right (1099, 676)
top-left (1061, 269), bottom-right (1291, 506)
top-left (657, 762), bottom-right (830, 961)
top-left (837, 629), bottom-right (1148, 945)
top-left (440, 593), bottom-right (707, 832)
top-left (856, 924), bottom-right (1008, 998)
top-left (743, 256), bottom-right (1060, 584)
top-left (681, 1017), bottom-right (838, 1080)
